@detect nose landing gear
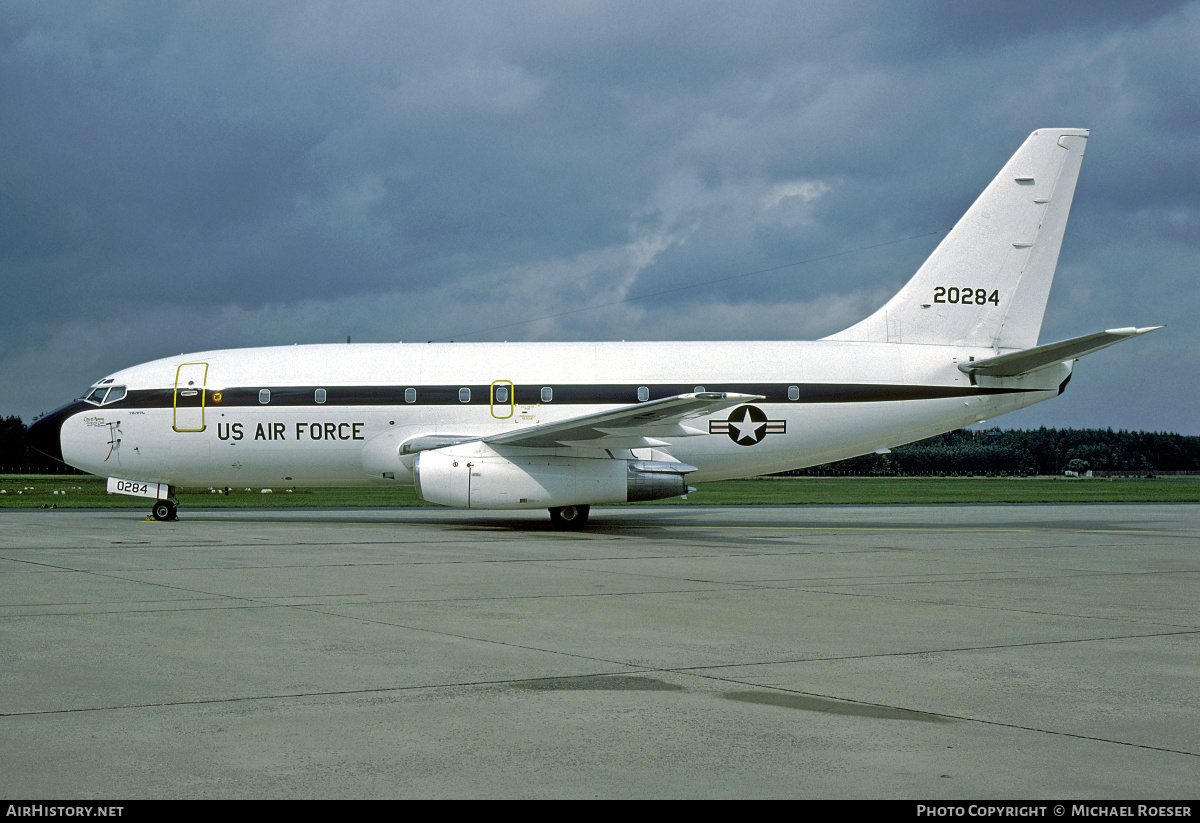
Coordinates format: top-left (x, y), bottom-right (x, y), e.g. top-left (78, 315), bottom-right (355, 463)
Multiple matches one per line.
top-left (151, 499), bottom-right (179, 521)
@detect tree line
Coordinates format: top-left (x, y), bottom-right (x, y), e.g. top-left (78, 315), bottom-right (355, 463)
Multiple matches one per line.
top-left (0, 416), bottom-right (82, 473)
top-left (784, 427), bottom-right (1200, 477)
top-left (3, 414), bottom-right (1198, 476)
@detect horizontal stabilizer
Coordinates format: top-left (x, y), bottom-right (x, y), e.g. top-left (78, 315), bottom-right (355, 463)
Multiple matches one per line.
top-left (959, 326), bottom-right (1163, 378)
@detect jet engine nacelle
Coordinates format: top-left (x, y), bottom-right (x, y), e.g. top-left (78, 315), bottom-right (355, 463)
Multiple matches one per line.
top-left (413, 447), bottom-right (695, 509)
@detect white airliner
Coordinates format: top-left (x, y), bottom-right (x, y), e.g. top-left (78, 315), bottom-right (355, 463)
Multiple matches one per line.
top-left (29, 128), bottom-right (1159, 526)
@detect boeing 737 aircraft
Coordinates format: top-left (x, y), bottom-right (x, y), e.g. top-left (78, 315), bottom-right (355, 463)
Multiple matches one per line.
top-left (28, 128), bottom-right (1159, 526)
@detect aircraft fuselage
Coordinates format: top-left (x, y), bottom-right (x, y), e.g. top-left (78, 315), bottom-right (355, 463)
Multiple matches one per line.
top-left (31, 129), bottom-right (1155, 525)
top-left (39, 338), bottom-right (1067, 490)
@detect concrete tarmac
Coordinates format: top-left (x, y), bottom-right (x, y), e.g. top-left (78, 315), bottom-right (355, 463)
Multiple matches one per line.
top-left (1, 504), bottom-right (1197, 798)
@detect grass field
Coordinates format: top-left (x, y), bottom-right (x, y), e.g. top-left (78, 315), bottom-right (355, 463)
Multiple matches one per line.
top-left (3, 473), bottom-right (1199, 510)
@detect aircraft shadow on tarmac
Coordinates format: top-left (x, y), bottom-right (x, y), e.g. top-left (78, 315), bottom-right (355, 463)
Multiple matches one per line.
top-left (508, 675), bottom-right (950, 723)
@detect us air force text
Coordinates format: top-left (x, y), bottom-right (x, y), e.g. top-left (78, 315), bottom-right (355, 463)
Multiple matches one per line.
top-left (216, 422), bottom-right (365, 441)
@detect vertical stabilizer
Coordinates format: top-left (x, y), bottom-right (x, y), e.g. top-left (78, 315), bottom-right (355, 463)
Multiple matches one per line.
top-left (826, 128), bottom-right (1089, 349)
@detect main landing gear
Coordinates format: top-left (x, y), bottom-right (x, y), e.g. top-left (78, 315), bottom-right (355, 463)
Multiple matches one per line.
top-left (151, 499), bottom-right (179, 522)
top-left (548, 504), bottom-right (590, 529)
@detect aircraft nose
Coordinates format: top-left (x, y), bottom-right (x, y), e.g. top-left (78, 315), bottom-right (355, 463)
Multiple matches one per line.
top-left (26, 403), bottom-right (76, 465)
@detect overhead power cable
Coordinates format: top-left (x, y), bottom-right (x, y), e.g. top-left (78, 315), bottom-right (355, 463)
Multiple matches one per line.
top-left (427, 228), bottom-right (947, 342)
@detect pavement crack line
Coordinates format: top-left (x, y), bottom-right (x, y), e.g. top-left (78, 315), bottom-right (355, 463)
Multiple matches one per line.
top-left (3, 650), bottom-right (1195, 761)
top-left (5, 538), bottom-right (1196, 761)
top-left (657, 671), bottom-right (1200, 759)
top-left (784, 581), bottom-right (1200, 631)
top-left (5, 604), bottom-right (1195, 757)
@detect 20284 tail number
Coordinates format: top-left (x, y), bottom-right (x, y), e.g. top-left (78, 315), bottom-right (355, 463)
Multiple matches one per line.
top-left (934, 287), bottom-right (999, 306)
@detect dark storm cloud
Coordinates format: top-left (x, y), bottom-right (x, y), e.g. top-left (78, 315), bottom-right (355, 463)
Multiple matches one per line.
top-left (1, 1), bottom-right (1197, 432)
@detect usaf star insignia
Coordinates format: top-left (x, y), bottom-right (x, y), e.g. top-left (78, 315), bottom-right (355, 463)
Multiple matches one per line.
top-left (708, 404), bottom-right (786, 445)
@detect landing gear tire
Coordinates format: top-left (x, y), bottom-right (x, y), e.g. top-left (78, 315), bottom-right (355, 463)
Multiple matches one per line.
top-left (151, 500), bottom-right (178, 522)
top-left (549, 504), bottom-right (590, 529)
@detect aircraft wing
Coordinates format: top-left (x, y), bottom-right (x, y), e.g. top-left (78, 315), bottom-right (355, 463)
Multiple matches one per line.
top-left (395, 392), bottom-right (762, 454)
top-left (481, 391), bottom-right (763, 449)
top-left (959, 327), bottom-right (1163, 378)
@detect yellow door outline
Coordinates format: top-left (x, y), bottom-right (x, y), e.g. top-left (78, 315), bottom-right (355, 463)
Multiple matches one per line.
top-left (490, 380), bottom-right (515, 419)
top-left (173, 362), bottom-right (209, 432)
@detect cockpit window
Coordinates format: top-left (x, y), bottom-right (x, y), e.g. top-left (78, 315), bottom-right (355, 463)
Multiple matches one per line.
top-left (82, 385), bottom-right (127, 406)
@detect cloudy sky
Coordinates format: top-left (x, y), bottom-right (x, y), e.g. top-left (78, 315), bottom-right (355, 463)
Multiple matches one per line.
top-left (2, 1), bottom-right (1197, 433)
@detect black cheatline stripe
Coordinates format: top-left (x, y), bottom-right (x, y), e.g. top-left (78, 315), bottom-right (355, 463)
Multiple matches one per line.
top-left (102, 383), bottom-right (1036, 411)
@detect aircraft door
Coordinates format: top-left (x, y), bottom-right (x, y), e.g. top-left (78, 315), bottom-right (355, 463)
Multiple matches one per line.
top-left (490, 380), bottom-right (514, 419)
top-left (173, 362), bottom-right (209, 432)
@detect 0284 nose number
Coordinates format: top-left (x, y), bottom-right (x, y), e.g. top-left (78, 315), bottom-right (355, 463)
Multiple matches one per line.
top-left (107, 477), bottom-right (171, 500)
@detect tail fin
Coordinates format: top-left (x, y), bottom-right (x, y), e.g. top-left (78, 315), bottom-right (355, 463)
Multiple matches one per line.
top-left (825, 128), bottom-right (1089, 349)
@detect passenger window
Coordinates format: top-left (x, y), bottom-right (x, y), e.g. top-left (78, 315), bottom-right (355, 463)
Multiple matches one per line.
top-left (459, 387), bottom-right (471, 403)
top-left (788, 385), bottom-right (800, 401)
top-left (494, 386), bottom-right (509, 403)
top-left (315, 389), bottom-right (327, 404)
top-left (693, 386), bottom-right (705, 393)
top-left (259, 389), bottom-right (271, 405)
top-left (637, 386), bottom-right (649, 402)
top-left (540, 387), bottom-right (553, 403)
top-left (405, 388), bottom-right (416, 404)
